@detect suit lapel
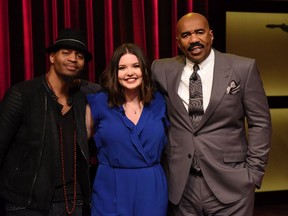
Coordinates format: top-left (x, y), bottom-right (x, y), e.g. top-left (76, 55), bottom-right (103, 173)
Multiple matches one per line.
top-left (196, 50), bottom-right (233, 131)
top-left (166, 56), bottom-right (194, 132)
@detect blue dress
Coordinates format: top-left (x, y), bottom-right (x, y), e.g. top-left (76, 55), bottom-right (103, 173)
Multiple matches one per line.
top-left (87, 91), bottom-right (169, 216)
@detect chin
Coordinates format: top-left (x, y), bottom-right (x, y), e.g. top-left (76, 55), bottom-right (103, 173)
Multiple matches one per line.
top-left (61, 73), bottom-right (80, 82)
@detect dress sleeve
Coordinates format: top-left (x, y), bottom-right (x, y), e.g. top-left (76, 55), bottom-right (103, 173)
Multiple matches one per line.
top-left (86, 93), bottom-right (100, 124)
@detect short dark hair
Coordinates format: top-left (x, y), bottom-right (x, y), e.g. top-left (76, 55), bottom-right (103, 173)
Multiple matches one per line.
top-left (100, 43), bottom-right (154, 107)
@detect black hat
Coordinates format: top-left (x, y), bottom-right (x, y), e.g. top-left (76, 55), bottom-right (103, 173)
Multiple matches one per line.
top-left (46, 28), bottom-right (92, 62)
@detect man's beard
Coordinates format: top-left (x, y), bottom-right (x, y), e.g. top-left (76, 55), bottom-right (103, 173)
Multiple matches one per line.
top-left (58, 71), bottom-right (81, 83)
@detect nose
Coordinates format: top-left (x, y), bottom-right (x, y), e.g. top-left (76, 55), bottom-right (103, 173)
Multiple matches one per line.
top-left (68, 52), bottom-right (77, 61)
top-left (127, 66), bottom-right (134, 75)
top-left (189, 33), bottom-right (199, 43)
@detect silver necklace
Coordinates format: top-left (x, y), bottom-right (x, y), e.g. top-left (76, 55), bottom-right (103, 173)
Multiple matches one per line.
top-left (124, 102), bottom-right (142, 114)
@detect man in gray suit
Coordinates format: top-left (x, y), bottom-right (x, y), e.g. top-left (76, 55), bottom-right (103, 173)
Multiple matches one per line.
top-left (151, 12), bottom-right (272, 216)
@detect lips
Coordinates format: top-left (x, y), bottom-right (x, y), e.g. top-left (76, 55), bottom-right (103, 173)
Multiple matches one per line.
top-left (187, 42), bottom-right (204, 52)
top-left (125, 77), bottom-right (138, 83)
top-left (189, 47), bottom-right (202, 54)
top-left (66, 65), bottom-right (78, 71)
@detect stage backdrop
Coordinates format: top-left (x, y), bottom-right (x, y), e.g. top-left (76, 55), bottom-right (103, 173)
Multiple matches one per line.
top-left (0, 0), bottom-right (211, 100)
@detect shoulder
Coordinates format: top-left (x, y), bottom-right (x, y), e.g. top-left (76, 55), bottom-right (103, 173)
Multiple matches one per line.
top-left (86, 91), bottom-right (107, 104)
top-left (86, 92), bottom-right (109, 118)
top-left (153, 91), bottom-right (165, 102)
top-left (7, 76), bottom-right (44, 97)
top-left (150, 91), bottom-right (166, 108)
top-left (214, 49), bottom-right (255, 65)
top-left (0, 77), bottom-right (44, 114)
top-left (151, 56), bottom-right (185, 80)
top-left (13, 76), bottom-right (43, 89)
top-left (79, 80), bottom-right (102, 95)
top-left (152, 56), bottom-right (185, 67)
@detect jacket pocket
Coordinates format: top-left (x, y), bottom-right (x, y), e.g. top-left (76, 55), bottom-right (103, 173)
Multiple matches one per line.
top-left (223, 152), bottom-right (246, 169)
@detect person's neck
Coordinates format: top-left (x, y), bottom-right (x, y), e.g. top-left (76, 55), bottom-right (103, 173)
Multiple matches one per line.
top-left (46, 71), bottom-right (74, 114)
top-left (46, 71), bottom-right (71, 98)
top-left (124, 90), bottom-right (140, 104)
top-left (123, 91), bottom-right (143, 121)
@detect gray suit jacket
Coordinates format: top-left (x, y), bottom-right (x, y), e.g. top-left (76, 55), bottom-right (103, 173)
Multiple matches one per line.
top-left (151, 50), bottom-right (272, 204)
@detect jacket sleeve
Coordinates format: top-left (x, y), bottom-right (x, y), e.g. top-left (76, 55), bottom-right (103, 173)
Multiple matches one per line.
top-left (243, 59), bottom-right (272, 188)
top-left (0, 87), bottom-right (24, 168)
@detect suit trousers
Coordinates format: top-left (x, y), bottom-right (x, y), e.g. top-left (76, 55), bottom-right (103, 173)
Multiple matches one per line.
top-left (168, 172), bottom-right (255, 216)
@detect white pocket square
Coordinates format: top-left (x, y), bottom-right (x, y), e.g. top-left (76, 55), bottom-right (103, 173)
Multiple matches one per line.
top-left (226, 80), bottom-right (240, 94)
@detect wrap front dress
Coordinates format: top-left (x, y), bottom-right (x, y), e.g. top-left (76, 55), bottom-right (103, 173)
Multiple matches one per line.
top-left (87, 91), bottom-right (169, 216)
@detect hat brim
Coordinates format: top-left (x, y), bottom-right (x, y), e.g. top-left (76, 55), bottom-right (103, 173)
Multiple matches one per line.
top-left (46, 43), bottom-right (92, 62)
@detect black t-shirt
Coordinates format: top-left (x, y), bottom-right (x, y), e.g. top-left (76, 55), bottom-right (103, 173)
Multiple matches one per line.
top-left (52, 107), bottom-right (83, 202)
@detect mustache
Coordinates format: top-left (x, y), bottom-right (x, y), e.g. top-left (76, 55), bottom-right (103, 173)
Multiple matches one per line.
top-left (187, 42), bottom-right (204, 51)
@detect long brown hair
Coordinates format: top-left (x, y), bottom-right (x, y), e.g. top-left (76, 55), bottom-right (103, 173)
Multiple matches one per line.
top-left (100, 43), bottom-right (154, 107)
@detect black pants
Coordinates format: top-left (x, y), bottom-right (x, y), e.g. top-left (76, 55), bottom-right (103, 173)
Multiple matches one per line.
top-left (5, 200), bottom-right (89, 216)
top-left (0, 197), bottom-right (5, 216)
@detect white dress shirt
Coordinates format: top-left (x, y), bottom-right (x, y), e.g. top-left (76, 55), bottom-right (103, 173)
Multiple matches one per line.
top-left (178, 49), bottom-right (215, 112)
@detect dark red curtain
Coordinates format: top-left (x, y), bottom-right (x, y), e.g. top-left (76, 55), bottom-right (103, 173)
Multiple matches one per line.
top-left (0, 0), bottom-right (209, 100)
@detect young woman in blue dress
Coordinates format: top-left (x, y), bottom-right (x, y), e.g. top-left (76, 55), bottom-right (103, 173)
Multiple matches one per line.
top-left (86, 43), bottom-right (169, 216)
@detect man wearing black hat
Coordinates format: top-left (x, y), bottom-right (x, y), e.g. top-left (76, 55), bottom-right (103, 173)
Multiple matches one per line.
top-left (0, 28), bottom-right (100, 215)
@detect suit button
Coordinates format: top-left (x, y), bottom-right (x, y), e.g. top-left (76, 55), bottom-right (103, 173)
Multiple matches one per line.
top-left (194, 132), bottom-right (198, 136)
top-left (188, 154), bottom-right (192, 159)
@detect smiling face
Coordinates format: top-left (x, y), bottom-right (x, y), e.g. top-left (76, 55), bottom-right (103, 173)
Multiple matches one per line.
top-left (117, 53), bottom-right (143, 94)
top-left (50, 49), bottom-right (85, 79)
top-left (176, 13), bottom-right (214, 64)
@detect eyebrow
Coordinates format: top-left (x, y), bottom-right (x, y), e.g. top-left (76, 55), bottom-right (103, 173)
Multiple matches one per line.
top-left (180, 28), bottom-right (205, 36)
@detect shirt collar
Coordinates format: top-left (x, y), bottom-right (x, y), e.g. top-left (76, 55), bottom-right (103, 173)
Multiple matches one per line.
top-left (185, 49), bottom-right (215, 70)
